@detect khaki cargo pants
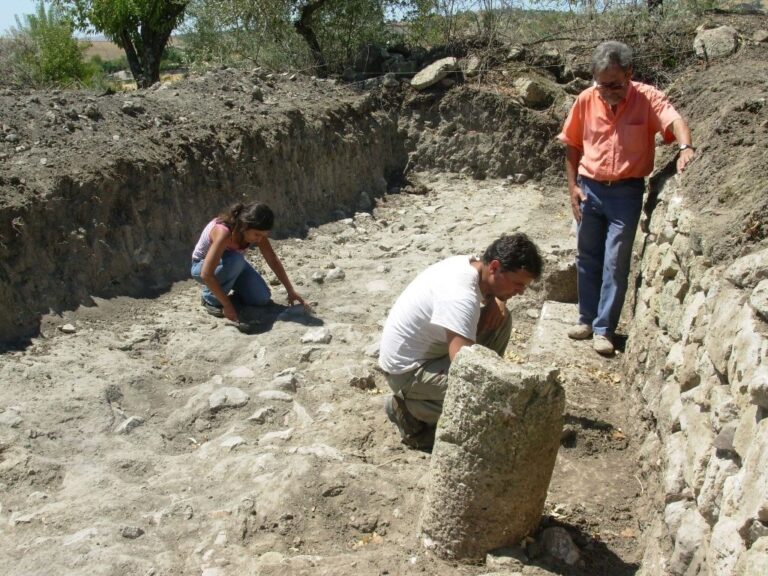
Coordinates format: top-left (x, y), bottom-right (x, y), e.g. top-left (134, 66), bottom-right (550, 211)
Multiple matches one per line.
top-left (384, 312), bottom-right (513, 425)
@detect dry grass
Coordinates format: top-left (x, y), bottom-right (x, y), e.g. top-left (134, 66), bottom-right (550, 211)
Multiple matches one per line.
top-left (81, 40), bottom-right (123, 61)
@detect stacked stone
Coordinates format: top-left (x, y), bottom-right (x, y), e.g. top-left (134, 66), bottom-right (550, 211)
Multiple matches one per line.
top-left (624, 177), bottom-right (768, 576)
top-left (419, 345), bottom-right (564, 561)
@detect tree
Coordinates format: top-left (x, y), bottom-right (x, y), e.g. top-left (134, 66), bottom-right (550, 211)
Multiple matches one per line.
top-left (51, 0), bottom-right (189, 88)
top-left (183, 0), bottom-right (403, 76)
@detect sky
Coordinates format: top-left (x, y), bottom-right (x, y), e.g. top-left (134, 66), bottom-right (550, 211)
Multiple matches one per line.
top-left (0, 0), bottom-right (37, 35)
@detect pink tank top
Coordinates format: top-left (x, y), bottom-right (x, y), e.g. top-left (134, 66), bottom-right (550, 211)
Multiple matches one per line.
top-left (191, 219), bottom-right (247, 261)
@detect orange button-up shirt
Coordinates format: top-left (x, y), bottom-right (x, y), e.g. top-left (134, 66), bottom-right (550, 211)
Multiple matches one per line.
top-left (558, 81), bottom-right (680, 181)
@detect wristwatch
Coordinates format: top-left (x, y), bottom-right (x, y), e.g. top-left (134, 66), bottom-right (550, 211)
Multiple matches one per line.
top-left (679, 144), bottom-right (696, 152)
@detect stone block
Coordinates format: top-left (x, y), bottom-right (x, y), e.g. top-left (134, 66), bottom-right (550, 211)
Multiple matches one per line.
top-left (698, 454), bottom-right (740, 523)
top-left (678, 344), bottom-right (702, 392)
top-left (514, 77), bottom-right (553, 108)
top-left (680, 291), bottom-right (706, 346)
top-left (659, 379), bottom-right (683, 434)
top-left (733, 404), bottom-right (758, 462)
top-left (669, 508), bottom-right (710, 576)
top-left (736, 536), bottom-right (768, 576)
top-left (410, 57), bottom-right (457, 90)
top-left (664, 499), bottom-right (693, 535)
top-left (704, 284), bottom-right (748, 375)
top-left (419, 346), bottom-right (564, 560)
top-left (542, 253), bottom-right (577, 303)
top-left (680, 403), bottom-right (714, 496)
top-left (694, 26), bottom-right (739, 59)
top-left (733, 418), bottom-right (768, 523)
top-left (707, 518), bottom-right (745, 576)
top-left (726, 304), bottom-right (768, 405)
top-left (665, 431), bottom-right (691, 501)
top-left (725, 248), bottom-right (768, 289)
top-left (751, 279), bottom-right (768, 322)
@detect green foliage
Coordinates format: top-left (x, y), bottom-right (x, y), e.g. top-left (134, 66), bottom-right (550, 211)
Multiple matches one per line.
top-left (182, 0), bottom-right (404, 74)
top-left (314, 0), bottom-right (398, 72)
top-left (89, 53), bottom-right (130, 74)
top-left (182, 0), bottom-right (304, 68)
top-left (52, 0), bottom-right (189, 87)
top-left (7, 1), bottom-right (88, 86)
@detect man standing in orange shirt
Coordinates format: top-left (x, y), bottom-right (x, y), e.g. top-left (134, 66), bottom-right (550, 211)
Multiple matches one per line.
top-left (558, 41), bottom-right (695, 355)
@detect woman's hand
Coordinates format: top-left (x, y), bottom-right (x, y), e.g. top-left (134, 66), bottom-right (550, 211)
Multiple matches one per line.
top-left (286, 289), bottom-right (307, 308)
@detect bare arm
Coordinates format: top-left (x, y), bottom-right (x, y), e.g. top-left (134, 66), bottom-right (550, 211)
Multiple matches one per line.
top-left (478, 297), bottom-right (508, 333)
top-left (565, 144), bottom-right (586, 222)
top-left (669, 117), bottom-right (695, 173)
top-left (257, 238), bottom-right (305, 306)
top-left (446, 329), bottom-right (475, 361)
top-left (200, 228), bottom-right (238, 321)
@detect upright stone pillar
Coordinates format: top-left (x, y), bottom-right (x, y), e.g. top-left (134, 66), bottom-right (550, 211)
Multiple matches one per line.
top-left (419, 345), bottom-right (564, 561)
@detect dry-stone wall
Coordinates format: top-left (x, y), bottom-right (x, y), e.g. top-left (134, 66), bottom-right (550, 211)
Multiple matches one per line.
top-left (623, 176), bottom-right (768, 575)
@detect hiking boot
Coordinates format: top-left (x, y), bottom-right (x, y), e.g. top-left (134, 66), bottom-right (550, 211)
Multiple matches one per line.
top-left (201, 297), bottom-right (224, 318)
top-left (593, 334), bottom-right (615, 356)
top-left (405, 424), bottom-right (437, 450)
top-left (385, 395), bottom-right (425, 445)
top-left (567, 324), bottom-right (593, 340)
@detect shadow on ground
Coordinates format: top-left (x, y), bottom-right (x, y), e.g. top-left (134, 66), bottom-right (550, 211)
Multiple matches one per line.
top-left (233, 302), bottom-right (324, 334)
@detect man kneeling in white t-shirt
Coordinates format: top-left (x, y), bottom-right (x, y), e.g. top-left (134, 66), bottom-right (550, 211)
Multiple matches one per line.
top-left (378, 233), bottom-right (543, 448)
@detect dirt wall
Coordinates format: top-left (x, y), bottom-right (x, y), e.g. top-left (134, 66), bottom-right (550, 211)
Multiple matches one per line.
top-left (0, 68), bottom-right (570, 345)
top-left (400, 87), bottom-right (564, 181)
top-left (0, 92), bottom-right (406, 343)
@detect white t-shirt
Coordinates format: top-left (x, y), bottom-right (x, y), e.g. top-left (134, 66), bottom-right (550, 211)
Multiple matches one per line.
top-left (379, 255), bottom-right (483, 374)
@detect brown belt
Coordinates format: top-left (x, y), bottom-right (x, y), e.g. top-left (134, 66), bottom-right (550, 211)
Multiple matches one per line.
top-left (588, 177), bottom-right (645, 187)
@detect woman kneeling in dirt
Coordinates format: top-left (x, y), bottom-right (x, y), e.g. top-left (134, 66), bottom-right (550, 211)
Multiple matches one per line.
top-left (191, 202), bottom-right (306, 323)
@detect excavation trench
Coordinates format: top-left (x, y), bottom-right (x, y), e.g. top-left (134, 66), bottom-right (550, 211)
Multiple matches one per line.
top-left (0, 76), bottom-right (563, 345)
top-left (1, 61), bottom-right (765, 576)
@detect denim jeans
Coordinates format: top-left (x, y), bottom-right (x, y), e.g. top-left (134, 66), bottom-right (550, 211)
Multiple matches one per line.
top-left (191, 251), bottom-right (271, 307)
top-left (577, 176), bottom-right (644, 337)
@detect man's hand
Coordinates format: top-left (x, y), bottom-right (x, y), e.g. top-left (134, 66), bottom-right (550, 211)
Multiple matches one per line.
top-left (570, 184), bottom-right (587, 222)
top-left (479, 298), bottom-right (508, 333)
top-left (222, 302), bottom-right (238, 322)
top-left (677, 148), bottom-right (695, 173)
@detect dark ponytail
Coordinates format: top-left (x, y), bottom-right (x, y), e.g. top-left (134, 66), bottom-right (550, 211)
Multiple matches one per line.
top-left (218, 201), bottom-right (274, 241)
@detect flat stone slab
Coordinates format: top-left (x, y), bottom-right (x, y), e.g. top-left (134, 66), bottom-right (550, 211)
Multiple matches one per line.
top-left (411, 57), bottom-right (457, 90)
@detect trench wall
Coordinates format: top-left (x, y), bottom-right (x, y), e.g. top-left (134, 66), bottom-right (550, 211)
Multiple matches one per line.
top-left (624, 176), bottom-right (768, 575)
top-left (0, 97), bottom-right (406, 342)
top-left (400, 88), bottom-right (564, 181)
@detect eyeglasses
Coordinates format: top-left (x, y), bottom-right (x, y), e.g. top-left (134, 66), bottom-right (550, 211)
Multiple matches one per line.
top-left (595, 81), bottom-right (627, 91)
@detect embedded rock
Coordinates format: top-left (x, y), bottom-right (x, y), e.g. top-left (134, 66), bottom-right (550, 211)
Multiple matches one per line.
top-left (411, 58), bottom-right (458, 90)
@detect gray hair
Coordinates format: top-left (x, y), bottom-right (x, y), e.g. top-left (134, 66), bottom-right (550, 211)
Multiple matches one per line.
top-left (592, 41), bottom-right (633, 73)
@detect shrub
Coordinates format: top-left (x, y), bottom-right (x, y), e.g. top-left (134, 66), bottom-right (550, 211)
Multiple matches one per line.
top-left (0, 1), bottom-right (89, 87)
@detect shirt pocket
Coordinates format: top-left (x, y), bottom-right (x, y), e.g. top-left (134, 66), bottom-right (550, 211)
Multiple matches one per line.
top-left (620, 123), bottom-right (647, 154)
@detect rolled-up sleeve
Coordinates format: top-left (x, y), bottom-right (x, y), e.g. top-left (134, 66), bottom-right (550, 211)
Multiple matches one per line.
top-left (647, 86), bottom-right (681, 144)
top-left (558, 97), bottom-right (584, 150)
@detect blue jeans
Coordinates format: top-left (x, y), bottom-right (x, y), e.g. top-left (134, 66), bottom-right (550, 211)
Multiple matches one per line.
top-left (191, 251), bottom-right (271, 307)
top-left (577, 177), bottom-right (644, 337)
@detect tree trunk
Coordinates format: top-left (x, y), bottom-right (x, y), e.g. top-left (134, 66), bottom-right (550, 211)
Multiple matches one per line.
top-left (119, 29), bottom-right (146, 87)
top-left (294, 0), bottom-right (329, 78)
top-left (139, 28), bottom-right (173, 88)
top-left (117, 2), bottom-right (186, 89)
